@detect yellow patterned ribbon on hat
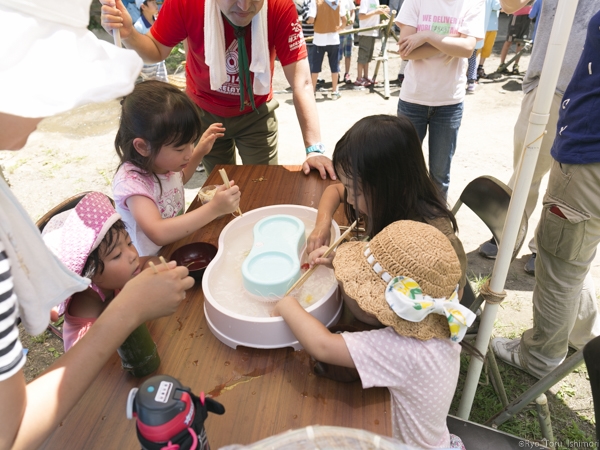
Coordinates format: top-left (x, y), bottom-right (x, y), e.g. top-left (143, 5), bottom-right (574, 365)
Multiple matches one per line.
top-left (384, 276), bottom-right (476, 343)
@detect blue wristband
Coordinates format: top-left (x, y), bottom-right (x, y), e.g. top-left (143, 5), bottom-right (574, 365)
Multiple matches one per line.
top-left (306, 143), bottom-right (325, 155)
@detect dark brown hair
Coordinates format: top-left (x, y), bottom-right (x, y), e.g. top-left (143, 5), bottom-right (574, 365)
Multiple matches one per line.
top-left (332, 114), bottom-right (458, 239)
top-left (82, 220), bottom-right (128, 278)
top-left (115, 81), bottom-right (202, 180)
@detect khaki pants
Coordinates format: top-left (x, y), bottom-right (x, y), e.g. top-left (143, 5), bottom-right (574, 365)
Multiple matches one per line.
top-left (198, 99), bottom-right (280, 175)
top-left (507, 87), bottom-right (562, 253)
top-left (520, 160), bottom-right (600, 378)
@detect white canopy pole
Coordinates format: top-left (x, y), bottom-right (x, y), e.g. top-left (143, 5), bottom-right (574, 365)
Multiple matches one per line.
top-left (457, 0), bottom-right (580, 419)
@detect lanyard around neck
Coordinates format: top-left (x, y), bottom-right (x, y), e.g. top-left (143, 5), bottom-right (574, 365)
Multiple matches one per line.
top-left (225, 17), bottom-right (258, 112)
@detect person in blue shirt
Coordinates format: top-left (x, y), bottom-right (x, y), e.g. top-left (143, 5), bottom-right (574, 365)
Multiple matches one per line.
top-left (123, 0), bottom-right (142, 23)
top-left (493, 10), bottom-right (600, 379)
top-left (529, 0), bottom-right (542, 42)
top-left (133, 0), bottom-right (168, 82)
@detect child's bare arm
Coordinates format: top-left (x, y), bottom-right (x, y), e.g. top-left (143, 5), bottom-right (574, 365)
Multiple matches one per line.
top-left (397, 24), bottom-right (441, 60)
top-left (182, 123), bottom-right (225, 184)
top-left (359, 5), bottom-right (389, 20)
top-left (274, 296), bottom-right (355, 367)
top-left (404, 31), bottom-right (476, 59)
top-left (68, 290), bottom-right (105, 318)
top-left (307, 183), bottom-right (344, 253)
top-left (398, 23), bottom-right (476, 60)
top-left (3, 262), bottom-right (192, 450)
top-left (128, 184), bottom-right (240, 246)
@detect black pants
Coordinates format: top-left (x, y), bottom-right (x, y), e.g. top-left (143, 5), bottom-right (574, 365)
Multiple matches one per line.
top-left (583, 336), bottom-right (600, 443)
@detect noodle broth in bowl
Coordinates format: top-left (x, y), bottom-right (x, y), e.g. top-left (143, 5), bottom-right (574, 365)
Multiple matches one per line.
top-left (198, 185), bottom-right (218, 205)
top-left (170, 242), bottom-right (218, 283)
top-left (198, 185), bottom-right (226, 218)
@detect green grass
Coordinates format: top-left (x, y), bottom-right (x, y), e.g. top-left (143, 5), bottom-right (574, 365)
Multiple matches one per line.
top-left (451, 354), bottom-right (596, 449)
top-left (468, 272), bottom-right (491, 296)
top-left (97, 169), bottom-right (113, 186)
top-left (31, 331), bottom-right (49, 344)
top-left (7, 158), bottom-right (27, 174)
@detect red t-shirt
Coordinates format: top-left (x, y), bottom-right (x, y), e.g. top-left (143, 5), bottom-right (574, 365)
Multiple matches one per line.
top-left (151, 0), bottom-right (307, 117)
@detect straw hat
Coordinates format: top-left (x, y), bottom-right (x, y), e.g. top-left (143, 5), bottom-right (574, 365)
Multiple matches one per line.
top-left (0, 0), bottom-right (143, 118)
top-left (333, 220), bottom-right (463, 341)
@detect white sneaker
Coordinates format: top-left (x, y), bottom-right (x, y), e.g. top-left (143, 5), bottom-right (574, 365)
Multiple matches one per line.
top-left (331, 91), bottom-right (341, 100)
top-left (492, 337), bottom-right (543, 378)
top-left (466, 82), bottom-right (476, 94)
top-left (491, 337), bottom-right (523, 369)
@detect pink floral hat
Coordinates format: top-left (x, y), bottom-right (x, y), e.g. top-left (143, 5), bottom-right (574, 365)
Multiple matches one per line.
top-left (43, 192), bottom-right (121, 314)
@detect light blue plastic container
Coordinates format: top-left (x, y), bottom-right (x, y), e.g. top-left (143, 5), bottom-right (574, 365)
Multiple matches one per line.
top-left (241, 215), bottom-right (306, 300)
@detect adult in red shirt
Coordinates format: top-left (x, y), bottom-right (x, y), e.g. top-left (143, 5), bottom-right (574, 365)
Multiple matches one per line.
top-left (101, 0), bottom-right (335, 179)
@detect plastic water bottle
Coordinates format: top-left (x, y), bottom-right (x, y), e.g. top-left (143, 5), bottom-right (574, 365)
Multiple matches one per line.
top-left (127, 375), bottom-right (225, 450)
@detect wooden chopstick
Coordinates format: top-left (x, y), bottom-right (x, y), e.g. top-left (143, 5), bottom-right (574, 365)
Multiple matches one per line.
top-left (284, 220), bottom-right (358, 296)
top-left (218, 168), bottom-right (243, 217)
top-left (159, 256), bottom-right (169, 270)
top-left (148, 261), bottom-right (158, 274)
top-left (339, 225), bottom-right (365, 232)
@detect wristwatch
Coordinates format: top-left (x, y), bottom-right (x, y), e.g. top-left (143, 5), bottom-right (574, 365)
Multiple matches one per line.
top-left (305, 143), bottom-right (325, 155)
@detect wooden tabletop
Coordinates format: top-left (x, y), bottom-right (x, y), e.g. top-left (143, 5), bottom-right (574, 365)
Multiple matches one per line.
top-left (41, 165), bottom-right (391, 449)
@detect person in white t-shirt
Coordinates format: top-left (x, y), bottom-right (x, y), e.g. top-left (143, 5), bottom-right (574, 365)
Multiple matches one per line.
top-left (355, 0), bottom-right (389, 86)
top-left (395, 0), bottom-right (485, 198)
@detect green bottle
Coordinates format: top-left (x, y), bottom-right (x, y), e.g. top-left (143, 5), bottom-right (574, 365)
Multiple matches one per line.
top-left (117, 323), bottom-right (161, 377)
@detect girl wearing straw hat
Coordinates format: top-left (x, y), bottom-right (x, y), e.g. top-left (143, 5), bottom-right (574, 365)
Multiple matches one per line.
top-left (0, 1), bottom-right (194, 447)
top-left (274, 220), bottom-right (477, 449)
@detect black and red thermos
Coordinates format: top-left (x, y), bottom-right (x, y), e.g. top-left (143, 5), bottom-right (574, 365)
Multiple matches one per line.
top-left (127, 375), bottom-right (225, 450)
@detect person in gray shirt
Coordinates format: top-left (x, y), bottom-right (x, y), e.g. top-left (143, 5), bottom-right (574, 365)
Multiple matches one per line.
top-left (478, 0), bottom-right (600, 276)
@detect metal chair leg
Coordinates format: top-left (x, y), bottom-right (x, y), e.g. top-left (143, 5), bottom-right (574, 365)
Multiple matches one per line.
top-left (486, 349), bottom-right (585, 427)
top-left (487, 342), bottom-right (509, 407)
top-left (536, 394), bottom-right (554, 443)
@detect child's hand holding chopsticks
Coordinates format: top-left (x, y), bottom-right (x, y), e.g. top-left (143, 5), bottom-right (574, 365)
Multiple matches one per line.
top-left (206, 182), bottom-right (241, 217)
top-left (218, 168), bottom-right (243, 216)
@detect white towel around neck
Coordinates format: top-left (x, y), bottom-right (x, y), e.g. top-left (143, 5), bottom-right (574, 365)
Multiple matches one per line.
top-left (204, 0), bottom-right (271, 96)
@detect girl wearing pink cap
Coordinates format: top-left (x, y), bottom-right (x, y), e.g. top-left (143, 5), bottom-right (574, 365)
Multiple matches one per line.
top-left (42, 192), bottom-right (161, 351)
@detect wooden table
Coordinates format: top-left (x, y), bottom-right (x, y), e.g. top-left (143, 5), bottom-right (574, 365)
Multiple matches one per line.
top-left (41, 165), bottom-right (391, 449)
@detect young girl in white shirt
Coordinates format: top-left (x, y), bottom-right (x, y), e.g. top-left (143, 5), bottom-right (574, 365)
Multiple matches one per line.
top-left (112, 81), bottom-right (241, 256)
top-left (395, 0), bottom-right (486, 198)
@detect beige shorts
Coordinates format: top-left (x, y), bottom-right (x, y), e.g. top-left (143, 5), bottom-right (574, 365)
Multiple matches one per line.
top-left (357, 36), bottom-right (376, 65)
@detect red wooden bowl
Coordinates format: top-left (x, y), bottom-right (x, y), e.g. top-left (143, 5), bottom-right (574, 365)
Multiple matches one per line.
top-left (170, 242), bottom-right (217, 283)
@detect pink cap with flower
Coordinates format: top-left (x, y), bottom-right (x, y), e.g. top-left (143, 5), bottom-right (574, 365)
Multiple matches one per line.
top-left (42, 192), bottom-right (121, 314)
